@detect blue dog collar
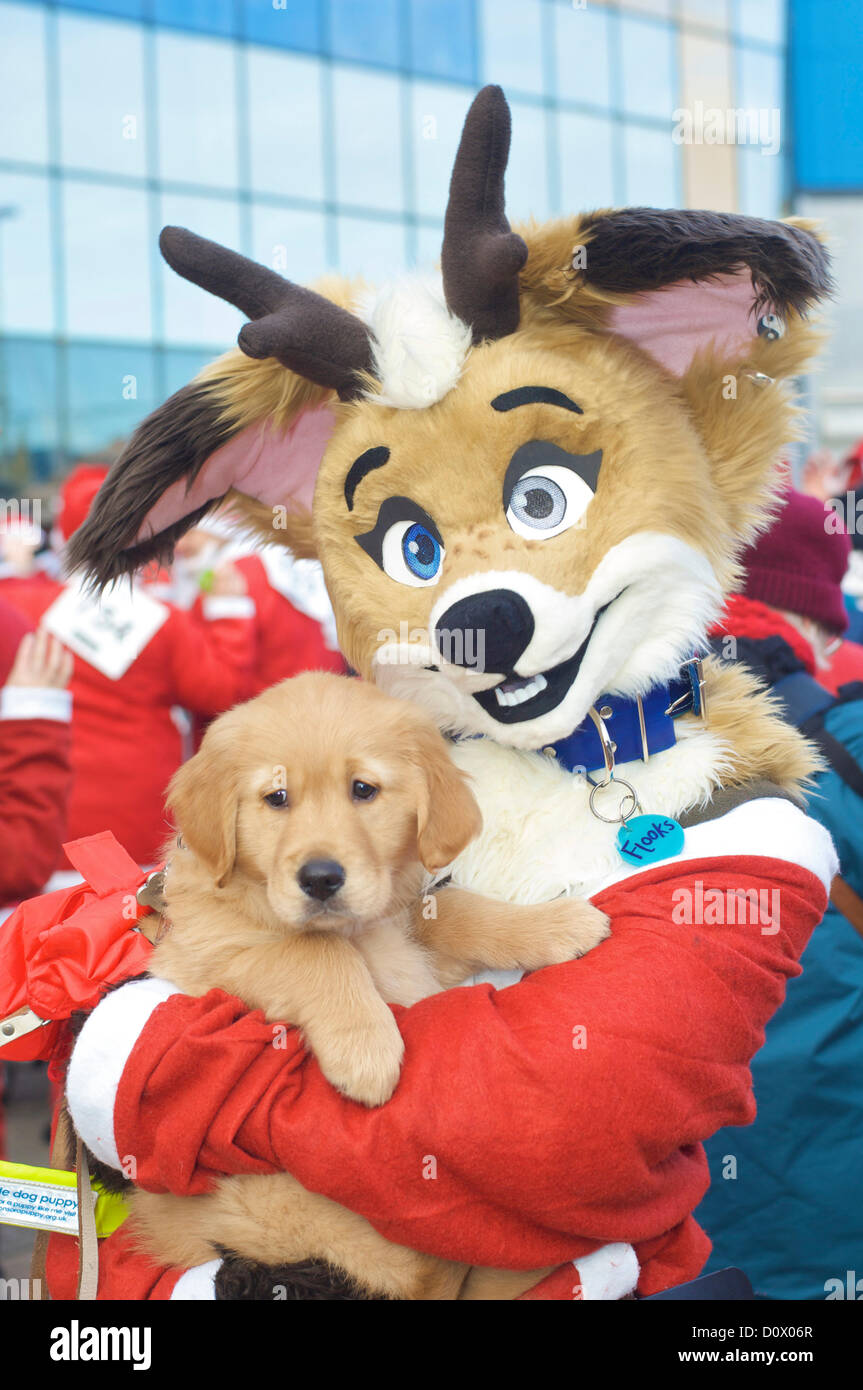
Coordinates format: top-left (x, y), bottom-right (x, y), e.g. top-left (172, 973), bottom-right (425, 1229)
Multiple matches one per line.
top-left (548, 657), bottom-right (707, 775)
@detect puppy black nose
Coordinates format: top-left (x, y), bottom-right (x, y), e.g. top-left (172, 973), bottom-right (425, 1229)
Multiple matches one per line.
top-left (435, 589), bottom-right (534, 673)
top-left (298, 859), bottom-right (346, 901)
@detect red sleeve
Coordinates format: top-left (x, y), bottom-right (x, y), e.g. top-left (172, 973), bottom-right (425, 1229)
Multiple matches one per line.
top-left (0, 717), bottom-right (72, 901)
top-left (110, 856), bottom-right (825, 1269)
top-left (165, 604), bottom-right (255, 716)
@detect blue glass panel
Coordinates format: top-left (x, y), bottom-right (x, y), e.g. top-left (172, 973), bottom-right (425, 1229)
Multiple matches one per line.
top-left (58, 13), bottom-right (148, 177)
top-left (153, 0), bottom-right (236, 38)
top-left (0, 337), bottom-right (59, 485)
top-left (62, 180), bottom-right (152, 340)
top-left (0, 171), bottom-right (55, 334)
top-left (336, 214), bottom-right (407, 278)
top-left (330, 0), bottom-right (400, 68)
top-left (55, 0), bottom-right (146, 20)
top-left (410, 81), bottom-right (473, 220)
top-left (412, 220), bottom-right (443, 270)
top-left (506, 99), bottom-right (550, 220)
top-left (65, 341), bottom-right (158, 457)
top-left (408, 0), bottom-right (477, 83)
top-left (332, 66), bottom-right (404, 213)
top-left (0, 2), bottom-right (49, 164)
top-left (161, 346), bottom-right (219, 399)
top-left (251, 203), bottom-right (330, 285)
top-left (156, 31), bottom-right (238, 189)
top-left (246, 49), bottom-right (325, 200)
top-left (738, 146), bottom-right (784, 217)
top-left (558, 110), bottom-right (616, 211)
top-left (619, 17), bottom-right (675, 119)
top-left (242, 0), bottom-right (322, 54)
top-left (553, 1), bottom-right (612, 110)
top-left (733, 0), bottom-right (785, 46)
top-left (791, 0), bottom-right (863, 191)
top-left (622, 124), bottom-right (680, 206)
top-left (158, 191), bottom-right (243, 346)
top-left (479, 0), bottom-right (544, 96)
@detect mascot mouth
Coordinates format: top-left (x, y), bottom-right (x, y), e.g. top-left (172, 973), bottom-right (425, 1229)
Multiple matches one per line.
top-left (473, 599), bottom-right (614, 725)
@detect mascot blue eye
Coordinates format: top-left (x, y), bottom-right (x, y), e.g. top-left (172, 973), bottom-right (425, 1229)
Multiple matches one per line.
top-left (354, 497), bottom-right (445, 588)
top-left (402, 523), bottom-right (441, 580)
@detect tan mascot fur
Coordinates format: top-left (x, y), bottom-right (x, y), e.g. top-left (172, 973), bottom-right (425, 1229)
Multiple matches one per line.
top-left (65, 86), bottom-right (838, 1301)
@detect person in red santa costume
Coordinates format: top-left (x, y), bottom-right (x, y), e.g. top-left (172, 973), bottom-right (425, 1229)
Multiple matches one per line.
top-left (0, 608), bottom-right (73, 907)
top-left (172, 512), bottom-right (344, 693)
top-left (8, 465), bottom-right (258, 866)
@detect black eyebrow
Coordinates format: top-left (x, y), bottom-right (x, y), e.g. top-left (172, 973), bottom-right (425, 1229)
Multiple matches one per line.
top-left (491, 386), bottom-right (584, 415)
top-left (344, 446), bottom-right (390, 510)
top-left (503, 441), bottom-right (603, 510)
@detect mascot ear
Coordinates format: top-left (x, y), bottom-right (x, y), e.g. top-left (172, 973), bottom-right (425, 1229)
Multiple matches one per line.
top-left (69, 225), bottom-right (380, 588)
top-left (523, 208), bottom-right (832, 377)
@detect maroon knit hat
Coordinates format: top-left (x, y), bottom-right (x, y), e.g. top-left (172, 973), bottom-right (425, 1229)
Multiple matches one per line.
top-left (740, 487), bottom-right (851, 635)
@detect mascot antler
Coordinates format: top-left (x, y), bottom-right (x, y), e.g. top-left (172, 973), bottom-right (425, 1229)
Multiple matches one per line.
top-left (440, 83), bottom-right (528, 343)
top-left (159, 226), bottom-right (375, 401)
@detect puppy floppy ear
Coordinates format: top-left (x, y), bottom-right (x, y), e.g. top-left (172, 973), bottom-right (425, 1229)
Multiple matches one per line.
top-left (166, 743), bottom-right (238, 888)
top-left (401, 720), bottom-right (482, 873)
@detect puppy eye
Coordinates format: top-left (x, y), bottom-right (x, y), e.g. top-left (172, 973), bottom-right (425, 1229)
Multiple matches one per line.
top-left (264, 789), bottom-right (288, 808)
top-left (352, 780), bottom-right (378, 802)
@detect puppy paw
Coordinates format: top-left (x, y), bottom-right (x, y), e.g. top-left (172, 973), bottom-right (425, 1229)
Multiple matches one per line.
top-left (506, 898), bottom-right (611, 970)
top-left (312, 1013), bottom-right (405, 1108)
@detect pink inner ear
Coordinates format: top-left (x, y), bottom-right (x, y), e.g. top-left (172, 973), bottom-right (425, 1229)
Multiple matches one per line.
top-left (607, 270), bottom-right (769, 377)
top-left (135, 406), bottom-right (337, 544)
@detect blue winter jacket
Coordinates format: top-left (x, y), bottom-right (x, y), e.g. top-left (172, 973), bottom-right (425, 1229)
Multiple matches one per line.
top-left (698, 665), bottom-right (863, 1299)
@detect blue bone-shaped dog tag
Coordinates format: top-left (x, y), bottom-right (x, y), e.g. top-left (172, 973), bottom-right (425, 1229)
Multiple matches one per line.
top-left (617, 813), bottom-right (684, 866)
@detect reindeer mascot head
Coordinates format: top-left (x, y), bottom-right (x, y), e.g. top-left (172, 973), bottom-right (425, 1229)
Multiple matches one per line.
top-left (73, 85), bottom-right (831, 895)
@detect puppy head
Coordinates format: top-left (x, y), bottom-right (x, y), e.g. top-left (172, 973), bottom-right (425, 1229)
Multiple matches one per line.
top-left (166, 672), bottom-right (481, 932)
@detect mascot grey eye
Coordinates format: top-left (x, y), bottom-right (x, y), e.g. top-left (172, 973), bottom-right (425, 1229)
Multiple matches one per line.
top-left (507, 468), bottom-right (593, 539)
top-left (503, 441), bottom-right (603, 541)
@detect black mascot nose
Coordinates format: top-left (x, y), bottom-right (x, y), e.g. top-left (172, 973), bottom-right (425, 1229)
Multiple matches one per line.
top-left (298, 859), bottom-right (346, 901)
top-left (435, 589), bottom-right (534, 673)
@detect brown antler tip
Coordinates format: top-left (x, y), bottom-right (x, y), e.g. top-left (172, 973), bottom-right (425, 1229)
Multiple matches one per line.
top-left (441, 85), bottom-right (524, 343)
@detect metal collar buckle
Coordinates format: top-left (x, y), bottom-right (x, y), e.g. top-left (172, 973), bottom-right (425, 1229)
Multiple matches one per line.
top-left (665, 656), bottom-right (709, 723)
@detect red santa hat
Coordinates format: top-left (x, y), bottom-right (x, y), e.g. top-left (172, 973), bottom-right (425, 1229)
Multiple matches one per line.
top-left (56, 464), bottom-right (110, 542)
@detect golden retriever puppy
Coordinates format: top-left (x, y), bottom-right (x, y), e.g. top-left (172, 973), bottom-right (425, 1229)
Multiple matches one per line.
top-left (129, 672), bottom-right (609, 1299)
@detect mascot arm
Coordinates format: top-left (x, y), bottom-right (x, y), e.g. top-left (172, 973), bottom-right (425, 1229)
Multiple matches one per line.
top-left (67, 853), bottom-right (828, 1269)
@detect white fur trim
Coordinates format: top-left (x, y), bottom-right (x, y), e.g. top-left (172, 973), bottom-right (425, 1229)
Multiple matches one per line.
top-left (66, 977), bottom-right (182, 1170)
top-left (0, 686), bottom-right (71, 722)
top-left (357, 275), bottom-right (472, 410)
top-left (592, 795), bottom-right (838, 897)
top-left (379, 532), bottom-right (723, 750)
top-left (201, 594), bottom-right (255, 621)
top-left (444, 736), bottom-right (838, 907)
top-left (170, 1259), bottom-right (222, 1300)
top-left (574, 1242), bottom-right (639, 1300)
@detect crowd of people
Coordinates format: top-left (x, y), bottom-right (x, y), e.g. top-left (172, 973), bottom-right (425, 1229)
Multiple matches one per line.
top-left (1, 444), bottom-right (862, 1298)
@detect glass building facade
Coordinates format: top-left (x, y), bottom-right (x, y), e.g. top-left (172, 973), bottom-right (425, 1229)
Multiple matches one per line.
top-left (0, 0), bottom-right (788, 491)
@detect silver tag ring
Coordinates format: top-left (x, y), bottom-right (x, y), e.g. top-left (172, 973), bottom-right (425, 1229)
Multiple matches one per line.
top-left (589, 777), bottom-right (640, 825)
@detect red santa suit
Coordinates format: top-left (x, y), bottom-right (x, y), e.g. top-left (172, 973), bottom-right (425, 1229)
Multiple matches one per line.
top-left (0, 599), bottom-right (72, 905)
top-left (56, 794), bottom-right (835, 1300)
top-left (13, 469), bottom-right (257, 866)
top-left (233, 550), bottom-right (344, 693)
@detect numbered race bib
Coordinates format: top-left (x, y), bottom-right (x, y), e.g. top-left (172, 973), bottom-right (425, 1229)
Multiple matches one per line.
top-left (42, 578), bottom-right (170, 681)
